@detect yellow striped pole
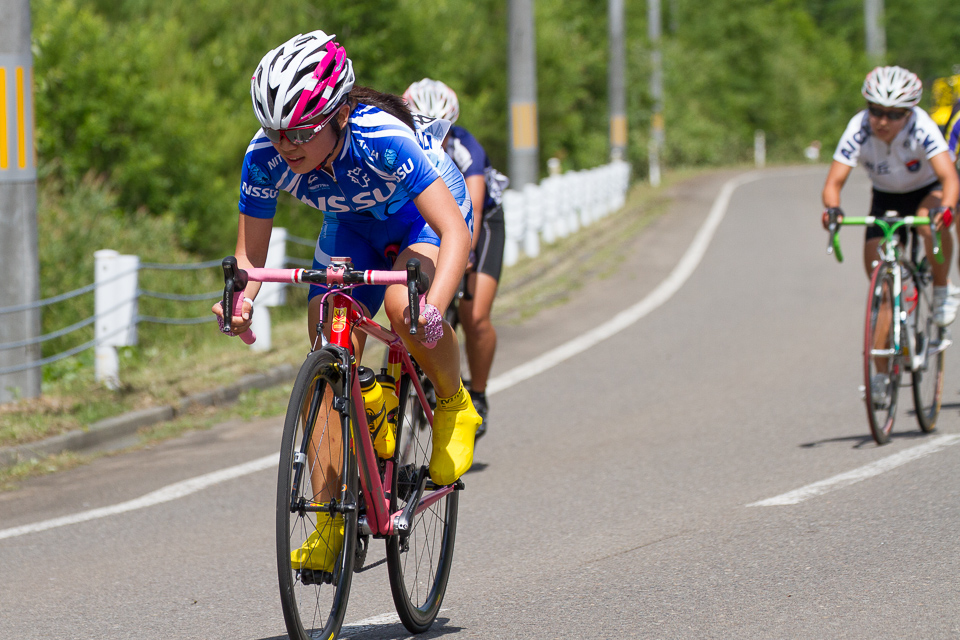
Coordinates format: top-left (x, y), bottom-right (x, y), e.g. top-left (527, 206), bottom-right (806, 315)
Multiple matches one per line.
top-left (0, 55), bottom-right (35, 180)
top-left (0, 0), bottom-right (42, 403)
top-left (508, 0), bottom-right (540, 188)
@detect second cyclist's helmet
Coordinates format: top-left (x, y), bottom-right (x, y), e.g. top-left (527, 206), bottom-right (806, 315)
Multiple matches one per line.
top-left (251, 31), bottom-right (355, 129)
top-left (403, 78), bottom-right (460, 123)
top-left (861, 66), bottom-right (922, 108)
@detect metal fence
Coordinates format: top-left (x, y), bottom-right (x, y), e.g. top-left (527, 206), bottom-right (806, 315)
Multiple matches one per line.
top-left (0, 160), bottom-right (631, 389)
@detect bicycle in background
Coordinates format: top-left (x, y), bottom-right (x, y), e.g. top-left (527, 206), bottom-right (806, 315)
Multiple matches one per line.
top-left (826, 209), bottom-right (949, 444)
top-left (220, 255), bottom-right (460, 640)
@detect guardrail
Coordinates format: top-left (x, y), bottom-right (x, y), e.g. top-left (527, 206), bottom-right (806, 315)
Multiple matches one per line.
top-left (0, 160), bottom-right (631, 392)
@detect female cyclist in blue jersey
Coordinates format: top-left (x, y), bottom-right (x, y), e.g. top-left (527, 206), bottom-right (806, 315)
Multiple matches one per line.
top-left (403, 78), bottom-right (509, 439)
top-left (213, 31), bottom-right (482, 572)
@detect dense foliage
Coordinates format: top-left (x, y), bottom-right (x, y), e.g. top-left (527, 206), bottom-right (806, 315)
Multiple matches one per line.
top-left (28, 0), bottom-right (960, 353)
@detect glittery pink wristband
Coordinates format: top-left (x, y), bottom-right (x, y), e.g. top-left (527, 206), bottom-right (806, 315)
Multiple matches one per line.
top-left (421, 303), bottom-right (443, 348)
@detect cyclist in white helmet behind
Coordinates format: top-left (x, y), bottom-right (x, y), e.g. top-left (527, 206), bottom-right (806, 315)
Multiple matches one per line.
top-left (403, 78), bottom-right (510, 439)
top-left (214, 31), bottom-right (482, 574)
top-left (822, 65), bottom-right (960, 330)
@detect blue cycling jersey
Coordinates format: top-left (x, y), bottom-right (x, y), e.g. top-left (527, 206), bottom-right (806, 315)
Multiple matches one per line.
top-left (237, 105), bottom-right (472, 314)
top-left (239, 104), bottom-right (470, 224)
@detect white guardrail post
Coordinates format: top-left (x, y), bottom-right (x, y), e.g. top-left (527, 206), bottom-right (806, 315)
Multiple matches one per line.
top-left (502, 189), bottom-right (524, 267)
top-left (522, 183), bottom-right (542, 258)
top-left (249, 227), bottom-right (287, 352)
top-left (94, 250), bottom-right (139, 389)
top-left (498, 161), bottom-right (632, 265)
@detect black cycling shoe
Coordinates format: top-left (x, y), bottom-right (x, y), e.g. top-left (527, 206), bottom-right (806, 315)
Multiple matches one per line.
top-left (470, 390), bottom-right (488, 439)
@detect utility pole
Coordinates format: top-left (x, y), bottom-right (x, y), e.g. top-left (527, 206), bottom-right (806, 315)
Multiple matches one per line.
top-left (608, 0), bottom-right (627, 161)
top-left (508, 0), bottom-right (540, 188)
top-left (0, 0), bottom-right (41, 403)
top-left (648, 0), bottom-right (664, 187)
top-left (864, 0), bottom-right (886, 63)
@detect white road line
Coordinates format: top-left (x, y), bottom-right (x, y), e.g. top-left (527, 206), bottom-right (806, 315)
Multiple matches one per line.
top-left (1, 170), bottom-right (766, 541)
top-left (0, 454), bottom-right (278, 540)
top-left (340, 610), bottom-right (447, 637)
top-left (487, 171), bottom-right (762, 395)
top-left (747, 434), bottom-right (960, 507)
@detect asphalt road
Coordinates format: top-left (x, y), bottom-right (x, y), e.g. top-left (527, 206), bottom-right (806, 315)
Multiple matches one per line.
top-left (3, 166), bottom-right (960, 639)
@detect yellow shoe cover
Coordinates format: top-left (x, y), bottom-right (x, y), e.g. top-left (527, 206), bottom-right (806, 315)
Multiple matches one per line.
top-left (429, 380), bottom-right (480, 486)
top-left (290, 512), bottom-right (344, 572)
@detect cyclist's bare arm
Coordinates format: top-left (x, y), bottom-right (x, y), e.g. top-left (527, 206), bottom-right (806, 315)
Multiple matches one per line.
top-left (930, 151), bottom-right (959, 211)
top-left (412, 178), bottom-right (471, 316)
top-left (465, 174), bottom-right (486, 254)
top-left (822, 161), bottom-right (853, 216)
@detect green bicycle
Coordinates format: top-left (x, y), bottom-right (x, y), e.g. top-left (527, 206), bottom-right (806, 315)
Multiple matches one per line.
top-left (826, 209), bottom-right (949, 444)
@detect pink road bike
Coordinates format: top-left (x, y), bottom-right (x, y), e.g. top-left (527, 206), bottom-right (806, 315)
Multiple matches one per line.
top-left (220, 255), bottom-right (460, 640)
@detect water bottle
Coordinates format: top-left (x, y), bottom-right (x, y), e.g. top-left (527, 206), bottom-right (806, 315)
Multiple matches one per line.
top-left (358, 366), bottom-right (396, 458)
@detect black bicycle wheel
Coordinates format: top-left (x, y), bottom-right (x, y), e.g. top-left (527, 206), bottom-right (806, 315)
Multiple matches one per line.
top-left (863, 263), bottom-right (901, 444)
top-left (386, 374), bottom-right (459, 634)
top-left (910, 270), bottom-right (944, 433)
top-left (277, 349), bottom-right (358, 640)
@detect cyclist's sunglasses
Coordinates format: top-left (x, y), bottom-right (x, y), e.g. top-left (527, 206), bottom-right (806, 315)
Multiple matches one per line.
top-left (867, 104), bottom-right (910, 121)
top-left (264, 108), bottom-right (340, 145)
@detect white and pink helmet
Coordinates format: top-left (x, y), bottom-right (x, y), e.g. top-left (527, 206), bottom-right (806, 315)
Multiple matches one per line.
top-left (251, 31), bottom-right (355, 129)
top-left (403, 78), bottom-right (460, 123)
top-left (861, 66), bottom-right (922, 108)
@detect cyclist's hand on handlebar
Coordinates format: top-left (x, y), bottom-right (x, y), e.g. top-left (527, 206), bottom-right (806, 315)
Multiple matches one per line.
top-left (402, 299), bottom-right (444, 348)
top-left (822, 207), bottom-right (844, 230)
top-left (930, 206), bottom-right (954, 231)
top-left (212, 298), bottom-right (254, 336)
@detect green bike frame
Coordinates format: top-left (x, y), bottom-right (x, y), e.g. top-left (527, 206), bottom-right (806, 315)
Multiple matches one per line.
top-left (827, 213), bottom-right (942, 366)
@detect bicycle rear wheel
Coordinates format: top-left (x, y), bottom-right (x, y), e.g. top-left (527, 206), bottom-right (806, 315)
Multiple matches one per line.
top-left (863, 263), bottom-right (901, 444)
top-left (277, 349), bottom-right (358, 640)
top-left (910, 271), bottom-right (944, 433)
top-left (386, 374), bottom-right (459, 634)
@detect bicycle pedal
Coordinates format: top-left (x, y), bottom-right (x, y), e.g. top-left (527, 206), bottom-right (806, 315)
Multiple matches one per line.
top-left (931, 338), bottom-right (953, 354)
top-left (298, 568), bottom-right (334, 585)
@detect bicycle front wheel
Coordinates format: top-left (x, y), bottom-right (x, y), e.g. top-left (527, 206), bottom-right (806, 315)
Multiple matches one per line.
top-left (277, 349), bottom-right (358, 640)
top-left (910, 273), bottom-right (944, 433)
top-left (386, 374), bottom-right (459, 634)
top-left (863, 263), bottom-right (901, 444)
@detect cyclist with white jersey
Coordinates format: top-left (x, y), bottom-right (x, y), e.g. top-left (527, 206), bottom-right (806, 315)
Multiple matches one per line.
top-left (403, 78), bottom-right (509, 438)
top-left (213, 31), bottom-right (482, 574)
top-left (822, 66), bottom-right (959, 329)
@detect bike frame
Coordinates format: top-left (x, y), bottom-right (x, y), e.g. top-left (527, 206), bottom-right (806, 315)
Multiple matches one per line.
top-left (223, 259), bottom-right (457, 539)
top-left (827, 214), bottom-right (941, 372)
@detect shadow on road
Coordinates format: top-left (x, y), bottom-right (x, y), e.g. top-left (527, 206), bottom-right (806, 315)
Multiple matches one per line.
top-left (465, 460), bottom-right (488, 475)
top-left (257, 616), bottom-right (462, 640)
top-left (800, 428), bottom-right (931, 449)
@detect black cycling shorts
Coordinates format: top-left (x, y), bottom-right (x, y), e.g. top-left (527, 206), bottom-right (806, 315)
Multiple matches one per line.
top-left (473, 204), bottom-right (505, 282)
top-left (865, 181), bottom-right (942, 243)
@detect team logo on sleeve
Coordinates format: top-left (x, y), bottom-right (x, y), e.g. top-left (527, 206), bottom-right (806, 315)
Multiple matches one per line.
top-left (248, 163), bottom-right (273, 186)
top-left (905, 159), bottom-right (921, 172)
top-left (383, 149), bottom-right (398, 170)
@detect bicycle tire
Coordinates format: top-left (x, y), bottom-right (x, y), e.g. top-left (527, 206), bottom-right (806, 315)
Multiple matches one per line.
top-left (909, 268), bottom-right (944, 433)
top-left (277, 349), bottom-right (359, 640)
top-left (386, 374), bottom-right (459, 634)
top-left (863, 263), bottom-right (901, 444)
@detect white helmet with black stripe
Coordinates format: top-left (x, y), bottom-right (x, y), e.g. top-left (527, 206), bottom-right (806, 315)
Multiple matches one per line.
top-left (403, 78), bottom-right (460, 123)
top-left (861, 65), bottom-right (922, 108)
top-left (251, 30), bottom-right (355, 129)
